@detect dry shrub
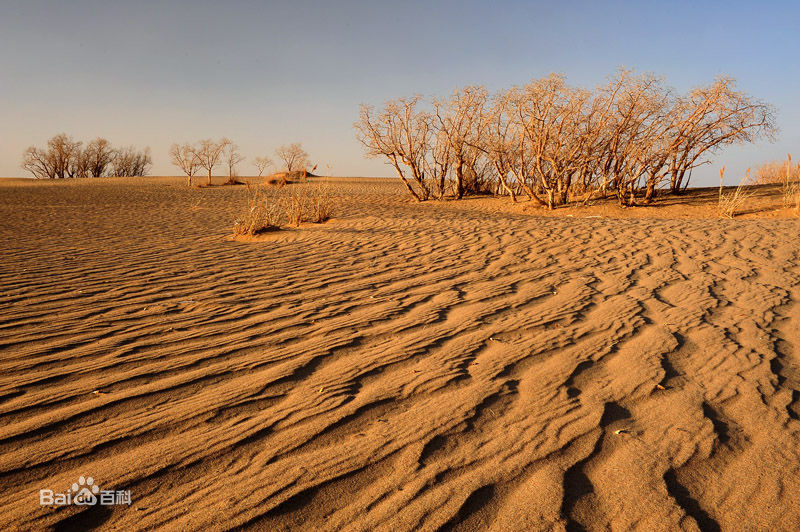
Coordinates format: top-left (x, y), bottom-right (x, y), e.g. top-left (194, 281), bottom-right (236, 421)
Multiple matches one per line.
top-left (233, 182), bottom-right (335, 233)
top-left (754, 154), bottom-right (800, 212)
top-left (779, 154), bottom-right (800, 212)
top-left (755, 154), bottom-right (800, 184)
top-left (307, 184), bottom-right (334, 222)
top-left (284, 191), bottom-right (306, 227)
top-left (266, 175), bottom-right (288, 187)
top-left (283, 183), bottom-right (335, 226)
top-left (232, 182), bottom-right (282, 235)
top-left (718, 166), bottom-right (755, 218)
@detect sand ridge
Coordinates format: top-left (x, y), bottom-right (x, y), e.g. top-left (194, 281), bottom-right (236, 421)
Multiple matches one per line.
top-left (1, 177), bottom-right (799, 530)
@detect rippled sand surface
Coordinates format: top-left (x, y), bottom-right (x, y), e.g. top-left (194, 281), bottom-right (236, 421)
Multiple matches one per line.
top-left (1, 177), bottom-right (799, 530)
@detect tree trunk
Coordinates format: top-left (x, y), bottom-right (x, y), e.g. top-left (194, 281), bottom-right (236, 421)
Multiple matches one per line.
top-left (644, 178), bottom-right (656, 204)
top-left (455, 163), bottom-right (464, 199)
top-left (391, 161), bottom-right (422, 202)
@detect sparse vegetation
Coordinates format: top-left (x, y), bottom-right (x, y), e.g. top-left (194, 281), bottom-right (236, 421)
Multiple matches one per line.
top-left (112, 146), bottom-right (153, 177)
top-left (750, 154), bottom-right (800, 214)
top-left (754, 153), bottom-right (800, 185)
top-left (167, 141), bottom-right (312, 187)
top-left (307, 184), bottom-right (334, 223)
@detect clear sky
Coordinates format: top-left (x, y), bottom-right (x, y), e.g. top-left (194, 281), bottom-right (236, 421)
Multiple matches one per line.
top-left (1, 0), bottom-right (798, 185)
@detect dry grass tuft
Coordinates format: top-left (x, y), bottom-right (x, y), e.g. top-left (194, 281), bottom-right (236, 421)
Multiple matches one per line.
top-left (232, 182), bottom-right (336, 233)
top-left (266, 176), bottom-right (288, 187)
top-left (283, 184), bottom-right (336, 226)
top-left (232, 182), bottom-right (282, 235)
top-left (755, 154), bottom-right (800, 185)
top-left (284, 191), bottom-right (306, 227)
top-left (307, 184), bottom-right (334, 223)
top-left (776, 154), bottom-right (800, 213)
top-left (718, 166), bottom-right (755, 219)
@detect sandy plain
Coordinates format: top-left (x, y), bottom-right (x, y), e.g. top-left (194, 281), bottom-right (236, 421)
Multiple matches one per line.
top-left (1, 176), bottom-right (799, 531)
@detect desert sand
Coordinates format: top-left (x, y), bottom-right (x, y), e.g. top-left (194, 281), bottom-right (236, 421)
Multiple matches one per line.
top-left (1, 176), bottom-right (799, 531)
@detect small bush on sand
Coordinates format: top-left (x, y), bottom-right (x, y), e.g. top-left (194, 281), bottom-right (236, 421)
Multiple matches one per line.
top-left (775, 154), bottom-right (800, 211)
top-left (233, 183), bottom-right (282, 235)
top-left (718, 166), bottom-right (755, 219)
top-left (283, 184), bottom-right (335, 226)
top-left (284, 191), bottom-right (306, 227)
top-left (266, 175), bottom-right (288, 187)
top-left (233, 182), bottom-right (336, 234)
top-left (755, 154), bottom-right (800, 185)
top-left (307, 184), bottom-right (334, 223)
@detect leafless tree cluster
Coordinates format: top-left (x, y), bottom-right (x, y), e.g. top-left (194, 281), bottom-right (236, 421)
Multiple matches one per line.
top-left (170, 138), bottom-right (234, 186)
top-left (22, 134), bottom-right (151, 179)
top-left (170, 140), bottom-right (312, 186)
top-left (356, 70), bottom-right (776, 207)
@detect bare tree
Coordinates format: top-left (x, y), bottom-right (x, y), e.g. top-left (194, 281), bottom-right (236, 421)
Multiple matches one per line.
top-left (474, 88), bottom-right (528, 202)
top-left (72, 148), bottom-right (91, 178)
top-left (170, 143), bottom-right (201, 185)
top-left (355, 97), bottom-right (432, 201)
top-left (594, 70), bottom-right (673, 205)
top-left (506, 74), bottom-right (592, 208)
top-left (433, 86), bottom-right (488, 198)
top-left (253, 156), bottom-right (274, 177)
top-left (224, 141), bottom-right (246, 184)
top-left (84, 137), bottom-right (115, 177)
top-left (22, 134), bottom-right (153, 179)
top-left (275, 143), bottom-right (310, 174)
top-left (21, 146), bottom-right (54, 179)
top-left (22, 133), bottom-right (82, 179)
top-left (666, 76), bottom-right (776, 193)
top-left (425, 123), bottom-right (452, 199)
top-left (111, 146), bottom-right (152, 176)
top-left (195, 138), bottom-right (230, 186)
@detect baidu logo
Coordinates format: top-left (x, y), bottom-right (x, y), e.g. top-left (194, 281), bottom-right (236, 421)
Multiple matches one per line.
top-left (40, 476), bottom-right (131, 506)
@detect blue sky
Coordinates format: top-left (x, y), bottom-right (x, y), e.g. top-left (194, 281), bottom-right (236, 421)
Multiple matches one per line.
top-left (1, 0), bottom-right (798, 184)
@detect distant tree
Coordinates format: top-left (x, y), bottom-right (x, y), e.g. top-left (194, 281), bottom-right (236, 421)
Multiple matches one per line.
top-left (84, 137), bottom-right (116, 177)
top-left (253, 156), bottom-right (274, 177)
top-left (111, 146), bottom-right (152, 176)
top-left (72, 147), bottom-right (91, 178)
top-left (22, 133), bottom-right (82, 179)
top-left (224, 141), bottom-right (245, 184)
top-left (195, 138), bottom-right (230, 185)
top-left (21, 146), bottom-right (53, 179)
top-left (170, 143), bottom-right (201, 186)
top-left (275, 143), bottom-right (310, 174)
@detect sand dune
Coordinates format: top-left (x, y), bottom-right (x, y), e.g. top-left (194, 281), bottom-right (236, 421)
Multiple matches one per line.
top-left (1, 177), bottom-right (799, 530)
